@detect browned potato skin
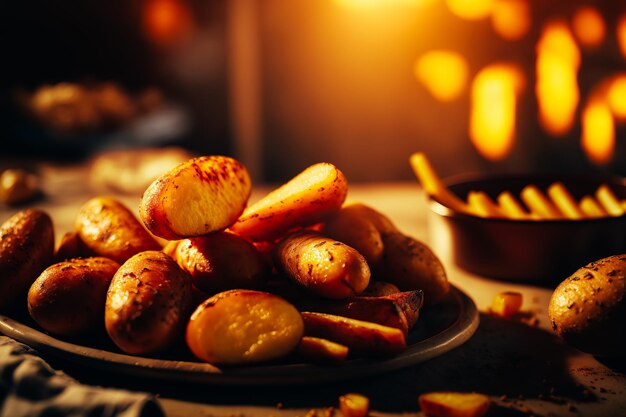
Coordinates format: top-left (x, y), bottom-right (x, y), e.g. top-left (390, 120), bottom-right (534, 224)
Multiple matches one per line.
top-left (273, 231), bottom-right (370, 299)
top-left (75, 197), bottom-right (161, 264)
top-left (168, 232), bottom-right (268, 295)
top-left (28, 257), bottom-right (120, 337)
top-left (549, 254), bottom-right (626, 357)
top-left (361, 281), bottom-right (400, 297)
top-left (105, 251), bottom-right (193, 355)
top-left (55, 231), bottom-right (88, 262)
top-left (297, 336), bottom-right (349, 364)
top-left (377, 232), bottom-right (449, 305)
top-left (0, 209), bottom-right (54, 310)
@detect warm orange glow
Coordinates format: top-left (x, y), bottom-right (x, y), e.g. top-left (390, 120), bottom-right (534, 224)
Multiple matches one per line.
top-left (535, 21), bottom-right (580, 136)
top-left (470, 64), bottom-right (524, 161)
top-left (491, 0), bottom-right (531, 41)
top-left (446, 0), bottom-right (494, 20)
top-left (142, 0), bottom-right (193, 46)
top-left (415, 51), bottom-right (469, 101)
top-left (618, 15), bottom-right (626, 58)
top-left (572, 7), bottom-right (605, 48)
top-left (334, 0), bottom-right (435, 9)
top-left (608, 75), bottom-right (626, 120)
top-left (581, 100), bottom-right (614, 165)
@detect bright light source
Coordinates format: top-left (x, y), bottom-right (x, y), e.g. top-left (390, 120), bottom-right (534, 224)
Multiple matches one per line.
top-left (581, 100), bottom-right (614, 165)
top-left (608, 75), bottom-right (626, 120)
top-left (446, 0), bottom-right (494, 20)
top-left (415, 51), bottom-right (469, 101)
top-left (572, 6), bottom-right (605, 48)
top-left (491, 0), bottom-right (531, 41)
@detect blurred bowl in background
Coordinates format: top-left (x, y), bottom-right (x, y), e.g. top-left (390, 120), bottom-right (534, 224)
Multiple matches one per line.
top-left (427, 174), bottom-right (626, 284)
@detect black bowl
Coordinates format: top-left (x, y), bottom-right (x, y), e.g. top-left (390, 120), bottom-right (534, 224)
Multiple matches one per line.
top-left (427, 174), bottom-right (626, 284)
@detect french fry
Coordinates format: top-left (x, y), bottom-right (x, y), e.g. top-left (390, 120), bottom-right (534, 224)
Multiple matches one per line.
top-left (520, 185), bottom-right (563, 219)
top-left (409, 152), bottom-right (472, 214)
top-left (622, 200), bottom-right (626, 210)
top-left (301, 311), bottom-right (407, 356)
top-left (496, 191), bottom-right (530, 219)
top-left (579, 195), bottom-right (608, 218)
top-left (547, 182), bottom-right (584, 220)
top-left (467, 191), bottom-right (505, 218)
top-left (596, 184), bottom-right (625, 217)
top-left (418, 392), bottom-right (490, 417)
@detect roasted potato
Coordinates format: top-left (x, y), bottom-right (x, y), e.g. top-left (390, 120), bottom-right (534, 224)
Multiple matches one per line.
top-left (75, 197), bottom-right (160, 264)
top-left (0, 209), bottom-right (54, 310)
top-left (230, 162), bottom-right (348, 242)
top-left (297, 336), bottom-right (349, 364)
top-left (549, 254), bottom-right (626, 357)
top-left (377, 232), bottom-right (449, 305)
top-left (361, 280), bottom-right (400, 297)
top-left (273, 231), bottom-right (370, 299)
top-left (301, 311), bottom-right (406, 356)
top-left (140, 155), bottom-right (251, 240)
top-left (54, 231), bottom-right (88, 261)
top-left (339, 393), bottom-right (370, 417)
top-left (105, 251), bottom-right (193, 355)
top-left (418, 392), bottom-right (490, 417)
top-left (186, 289), bottom-right (304, 365)
top-left (28, 257), bottom-right (120, 337)
top-left (167, 232), bottom-right (268, 295)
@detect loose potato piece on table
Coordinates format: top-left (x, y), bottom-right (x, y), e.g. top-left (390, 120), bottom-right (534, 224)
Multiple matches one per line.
top-left (230, 162), bottom-right (348, 242)
top-left (301, 312), bottom-right (406, 357)
top-left (378, 232), bottom-right (449, 305)
top-left (105, 251), bottom-right (193, 355)
top-left (168, 232), bottom-right (268, 294)
top-left (418, 392), bottom-right (490, 417)
top-left (186, 289), bottom-right (304, 365)
top-left (298, 336), bottom-right (349, 364)
top-left (0, 209), bottom-right (54, 310)
top-left (28, 257), bottom-right (120, 337)
top-left (549, 254), bottom-right (626, 357)
top-left (140, 155), bottom-right (251, 240)
top-left (339, 393), bottom-right (370, 417)
top-left (75, 197), bottom-right (161, 264)
top-left (273, 231), bottom-right (370, 299)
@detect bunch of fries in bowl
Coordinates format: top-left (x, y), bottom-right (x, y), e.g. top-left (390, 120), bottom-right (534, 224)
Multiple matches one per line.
top-left (409, 153), bottom-right (626, 282)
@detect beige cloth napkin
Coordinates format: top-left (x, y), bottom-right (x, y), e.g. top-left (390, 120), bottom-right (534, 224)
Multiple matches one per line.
top-left (0, 336), bottom-right (164, 417)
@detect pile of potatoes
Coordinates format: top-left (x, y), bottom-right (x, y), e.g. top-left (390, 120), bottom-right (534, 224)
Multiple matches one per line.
top-left (0, 156), bottom-right (449, 366)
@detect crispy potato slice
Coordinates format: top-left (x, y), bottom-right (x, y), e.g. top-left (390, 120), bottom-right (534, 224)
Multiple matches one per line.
top-left (298, 291), bottom-right (424, 336)
top-left (273, 231), bottom-right (370, 299)
top-left (186, 289), bottom-right (304, 365)
top-left (140, 155), bottom-right (251, 240)
top-left (301, 312), bottom-right (406, 356)
top-left (339, 393), bottom-right (370, 417)
top-left (0, 209), bottom-right (54, 311)
top-left (230, 162), bottom-right (348, 242)
top-left (298, 336), bottom-right (349, 364)
top-left (491, 291), bottom-right (523, 318)
top-left (76, 197), bottom-right (161, 264)
top-left (418, 392), bottom-right (490, 417)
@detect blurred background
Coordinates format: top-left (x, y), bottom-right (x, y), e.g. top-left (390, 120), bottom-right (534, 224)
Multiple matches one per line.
top-left (2, 0), bottom-right (626, 183)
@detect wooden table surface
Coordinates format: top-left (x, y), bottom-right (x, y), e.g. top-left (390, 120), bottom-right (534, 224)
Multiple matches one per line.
top-left (1, 164), bottom-right (625, 417)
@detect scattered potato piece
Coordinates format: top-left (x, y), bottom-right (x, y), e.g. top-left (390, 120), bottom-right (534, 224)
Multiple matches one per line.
top-left (298, 336), bottom-right (349, 364)
top-left (186, 290), bottom-right (304, 365)
top-left (339, 393), bottom-right (369, 417)
top-left (140, 155), bottom-right (252, 239)
top-left (230, 162), bottom-right (348, 242)
top-left (301, 312), bottom-right (406, 357)
top-left (491, 291), bottom-right (523, 318)
top-left (418, 392), bottom-right (490, 417)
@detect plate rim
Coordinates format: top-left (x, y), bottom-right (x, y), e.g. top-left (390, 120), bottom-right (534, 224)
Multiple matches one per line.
top-left (0, 285), bottom-right (479, 386)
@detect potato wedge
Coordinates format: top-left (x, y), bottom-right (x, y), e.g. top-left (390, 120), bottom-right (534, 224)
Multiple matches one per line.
top-left (273, 231), bottom-right (370, 299)
top-left (168, 232), bottom-right (268, 294)
top-left (297, 336), bottom-right (349, 364)
top-left (339, 393), bottom-right (370, 417)
top-left (140, 155), bottom-right (251, 240)
top-left (105, 251), bottom-right (193, 355)
top-left (28, 257), bottom-right (120, 337)
top-left (378, 232), bottom-right (449, 305)
top-left (301, 311), bottom-right (406, 356)
top-left (186, 289), bottom-right (304, 365)
top-left (298, 291), bottom-right (423, 336)
top-left (230, 162), bottom-right (348, 242)
top-left (0, 209), bottom-right (54, 310)
top-left (75, 197), bottom-right (161, 264)
top-left (418, 392), bottom-right (490, 417)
